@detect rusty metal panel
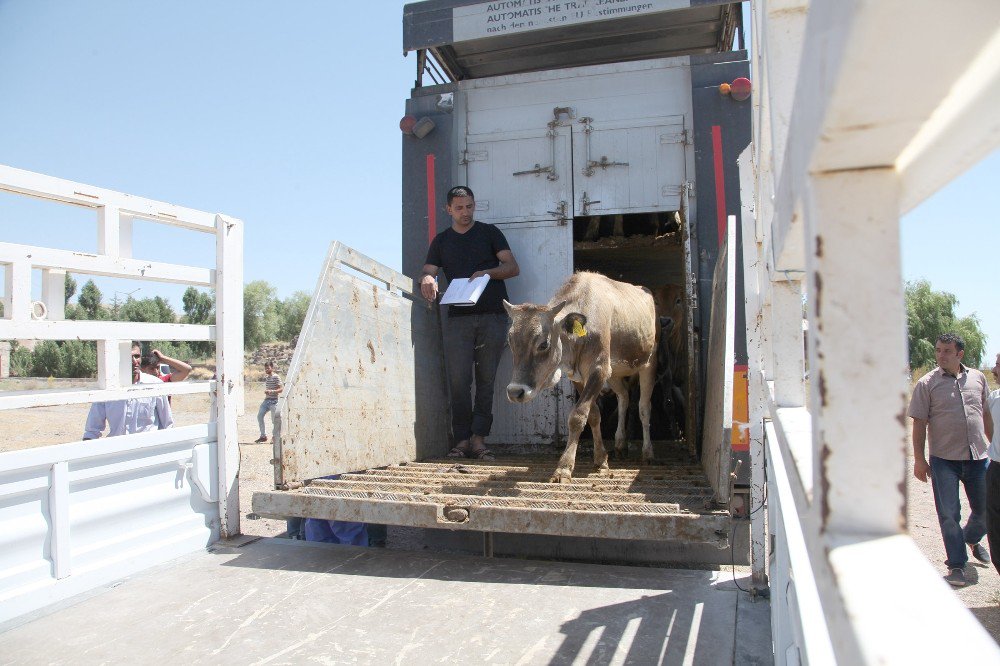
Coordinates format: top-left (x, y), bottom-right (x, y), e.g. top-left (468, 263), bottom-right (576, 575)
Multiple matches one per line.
top-left (273, 242), bottom-right (449, 485)
top-left (700, 219), bottom-right (735, 503)
top-left (252, 456), bottom-right (729, 545)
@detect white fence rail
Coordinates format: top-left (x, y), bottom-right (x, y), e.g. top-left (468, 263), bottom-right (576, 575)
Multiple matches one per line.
top-left (0, 165), bottom-right (243, 624)
top-left (747, 0), bottom-right (1000, 662)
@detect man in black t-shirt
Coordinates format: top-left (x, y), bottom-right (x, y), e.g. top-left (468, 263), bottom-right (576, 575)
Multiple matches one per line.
top-left (421, 186), bottom-right (520, 460)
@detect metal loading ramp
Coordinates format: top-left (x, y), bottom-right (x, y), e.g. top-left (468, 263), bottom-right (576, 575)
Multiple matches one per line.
top-left (253, 453), bottom-right (730, 546)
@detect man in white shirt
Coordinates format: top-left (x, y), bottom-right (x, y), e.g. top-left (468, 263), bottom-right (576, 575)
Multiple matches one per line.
top-left (83, 343), bottom-right (173, 439)
top-left (987, 353), bottom-right (1000, 576)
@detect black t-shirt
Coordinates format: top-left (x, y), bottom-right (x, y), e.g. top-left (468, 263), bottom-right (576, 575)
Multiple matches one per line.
top-left (425, 221), bottom-right (511, 316)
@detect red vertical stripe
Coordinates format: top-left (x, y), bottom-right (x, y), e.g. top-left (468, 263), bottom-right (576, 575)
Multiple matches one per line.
top-left (426, 153), bottom-right (436, 246)
top-left (711, 125), bottom-right (727, 246)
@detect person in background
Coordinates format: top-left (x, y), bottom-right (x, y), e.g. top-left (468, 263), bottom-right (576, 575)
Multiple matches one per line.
top-left (149, 348), bottom-right (192, 382)
top-left (139, 348), bottom-right (192, 404)
top-left (909, 333), bottom-right (993, 588)
top-left (83, 342), bottom-right (173, 439)
top-left (255, 361), bottom-right (282, 444)
top-left (986, 353), bottom-right (1000, 576)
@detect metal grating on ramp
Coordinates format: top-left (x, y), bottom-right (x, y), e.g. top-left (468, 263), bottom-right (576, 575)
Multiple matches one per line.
top-left (253, 453), bottom-right (731, 545)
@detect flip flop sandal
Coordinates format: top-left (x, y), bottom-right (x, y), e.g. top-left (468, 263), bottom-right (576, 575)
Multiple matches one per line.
top-left (469, 448), bottom-right (495, 461)
top-left (447, 446), bottom-right (470, 458)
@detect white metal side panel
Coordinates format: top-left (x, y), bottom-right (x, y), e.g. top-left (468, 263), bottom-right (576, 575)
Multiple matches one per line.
top-left (700, 219), bottom-right (736, 504)
top-left (463, 59), bottom-right (692, 136)
top-left (465, 127), bottom-right (572, 225)
top-left (274, 242), bottom-right (449, 485)
top-left (573, 116), bottom-right (687, 215)
top-left (0, 426), bottom-right (218, 624)
top-left (489, 220), bottom-right (574, 445)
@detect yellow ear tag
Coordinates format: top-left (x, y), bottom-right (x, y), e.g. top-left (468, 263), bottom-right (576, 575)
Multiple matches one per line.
top-left (572, 320), bottom-right (586, 337)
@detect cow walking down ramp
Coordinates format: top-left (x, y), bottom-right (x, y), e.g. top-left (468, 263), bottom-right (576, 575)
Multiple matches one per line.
top-left (504, 272), bottom-right (658, 482)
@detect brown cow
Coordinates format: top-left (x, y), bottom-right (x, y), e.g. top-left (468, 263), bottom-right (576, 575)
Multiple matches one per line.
top-left (504, 272), bottom-right (658, 482)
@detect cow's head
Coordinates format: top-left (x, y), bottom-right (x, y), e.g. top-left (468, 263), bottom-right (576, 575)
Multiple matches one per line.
top-left (503, 299), bottom-right (587, 403)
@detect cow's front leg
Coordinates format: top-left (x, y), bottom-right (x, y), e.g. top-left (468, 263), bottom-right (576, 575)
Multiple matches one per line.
top-left (553, 373), bottom-right (606, 483)
top-left (638, 362), bottom-right (656, 463)
top-left (608, 376), bottom-right (629, 460)
top-left (587, 400), bottom-right (609, 474)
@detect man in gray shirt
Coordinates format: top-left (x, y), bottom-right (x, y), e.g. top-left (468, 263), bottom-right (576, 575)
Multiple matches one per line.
top-left (909, 333), bottom-right (994, 587)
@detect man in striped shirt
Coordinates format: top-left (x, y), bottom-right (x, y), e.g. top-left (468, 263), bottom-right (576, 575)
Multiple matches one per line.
top-left (255, 361), bottom-right (283, 443)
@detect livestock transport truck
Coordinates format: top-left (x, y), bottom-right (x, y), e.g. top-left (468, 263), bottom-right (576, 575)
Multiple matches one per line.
top-left (254, 0), bottom-right (755, 568)
top-left (1, 1), bottom-right (774, 662)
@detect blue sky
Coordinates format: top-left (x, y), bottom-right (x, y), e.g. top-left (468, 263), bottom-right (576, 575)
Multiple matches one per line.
top-left (0, 1), bottom-right (995, 361)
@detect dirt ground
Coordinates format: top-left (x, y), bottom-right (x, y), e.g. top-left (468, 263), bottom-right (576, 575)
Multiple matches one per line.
top-left (2, 383), bottom-right (998, 644)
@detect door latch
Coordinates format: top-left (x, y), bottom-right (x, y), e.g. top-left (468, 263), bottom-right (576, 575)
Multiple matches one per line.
top-left (547, 200), bottom-right (569, 225)
top-left (580, 191), bottom-right (601, 215)
top-left (585, 156), bottom-right (630, 177)
top-left (512, 163), bottom-right (557, 181)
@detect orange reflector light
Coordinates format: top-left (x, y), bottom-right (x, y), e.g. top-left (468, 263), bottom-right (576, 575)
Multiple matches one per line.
top-left (719, 82), bottom-right (731, 95)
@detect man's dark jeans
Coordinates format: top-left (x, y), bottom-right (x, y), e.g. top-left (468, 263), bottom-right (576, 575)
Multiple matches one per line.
top-left (930, 456), bottom-right (988, 568)
top-left (442, 312), bottom-right (509, 443)
top-left (987, 460), bottom-right (1000, 576)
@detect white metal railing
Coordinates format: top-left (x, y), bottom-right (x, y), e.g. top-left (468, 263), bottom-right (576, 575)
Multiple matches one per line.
top-left (0, 165), bottom-right (243, 623)
top-left (746, 0), bottom-right (1000, 662)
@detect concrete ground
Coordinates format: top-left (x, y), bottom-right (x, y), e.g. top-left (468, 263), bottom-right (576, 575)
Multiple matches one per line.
top-left (2, 537), bottom-right (772, 665)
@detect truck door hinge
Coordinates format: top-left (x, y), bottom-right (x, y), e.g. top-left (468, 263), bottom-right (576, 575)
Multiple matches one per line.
top-left (460, 150), bottom-right (488, 165)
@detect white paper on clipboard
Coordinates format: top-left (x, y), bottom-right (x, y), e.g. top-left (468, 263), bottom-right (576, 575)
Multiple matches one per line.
top-left (440, 275), bottom-right (490, 306)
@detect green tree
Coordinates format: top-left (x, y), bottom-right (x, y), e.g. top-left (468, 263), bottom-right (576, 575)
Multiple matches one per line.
top-left (64, 272), bottom-right (77, 305)
top-left (62, 340), bottom-right (97, 378)
top-left (276, 291), bottom-right (311, 341)
top-left (905, 279), bottom-right (986, 369)
top-left (9, 343), bottom-right (32, 376)
top-left (120, 296), bottom-right (175, 323)
top-left (244, 280), bottom-right (279, 350)
top-left (182, 287), bottom-right (215, 324)
top-left (78, 280), bottom-right (103, 319)
top-left (31, 340), bottom-right (65, 377)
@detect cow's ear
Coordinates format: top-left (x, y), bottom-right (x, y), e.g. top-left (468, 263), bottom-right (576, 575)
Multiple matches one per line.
top-left (503, 299), bottom-right (515, 316)
top-left (562, 312), bottom-right (588, 338)
top-left (549, 300), bottom-right (568, 318)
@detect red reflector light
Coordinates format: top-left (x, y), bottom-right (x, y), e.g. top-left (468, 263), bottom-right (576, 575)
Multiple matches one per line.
top-left (730, 77), bottom-right (751, 101)
top-left (399, 115), bottom-right (417, 134)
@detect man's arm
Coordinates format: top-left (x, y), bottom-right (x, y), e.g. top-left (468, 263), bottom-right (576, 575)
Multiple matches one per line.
top-left (152, 349), bottom-right (192, 381)
top-left (984, 402), bottom-right (994, 445)
top-left (420, 263), bottom-right (440, 302)
top-left (83, 402), bottom-right (106, 440)
top-left (156, 396), bottom-right (174, 430)
top-left (912, 417), bottom-right (930, 482)
top-left (472, 249), bottom-right (519, 281)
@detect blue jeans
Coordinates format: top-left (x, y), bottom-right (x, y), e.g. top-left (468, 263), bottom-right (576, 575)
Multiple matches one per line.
top-left (257, 398), bottom-right (278, 436)
top-left (930, 456), bottom-right (988, 568)
top-left (442, 313), bottom-right (509, 443)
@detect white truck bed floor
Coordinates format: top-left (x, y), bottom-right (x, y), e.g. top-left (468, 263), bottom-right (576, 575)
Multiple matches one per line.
top-left (1, 537), bottom-right (772, 665)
